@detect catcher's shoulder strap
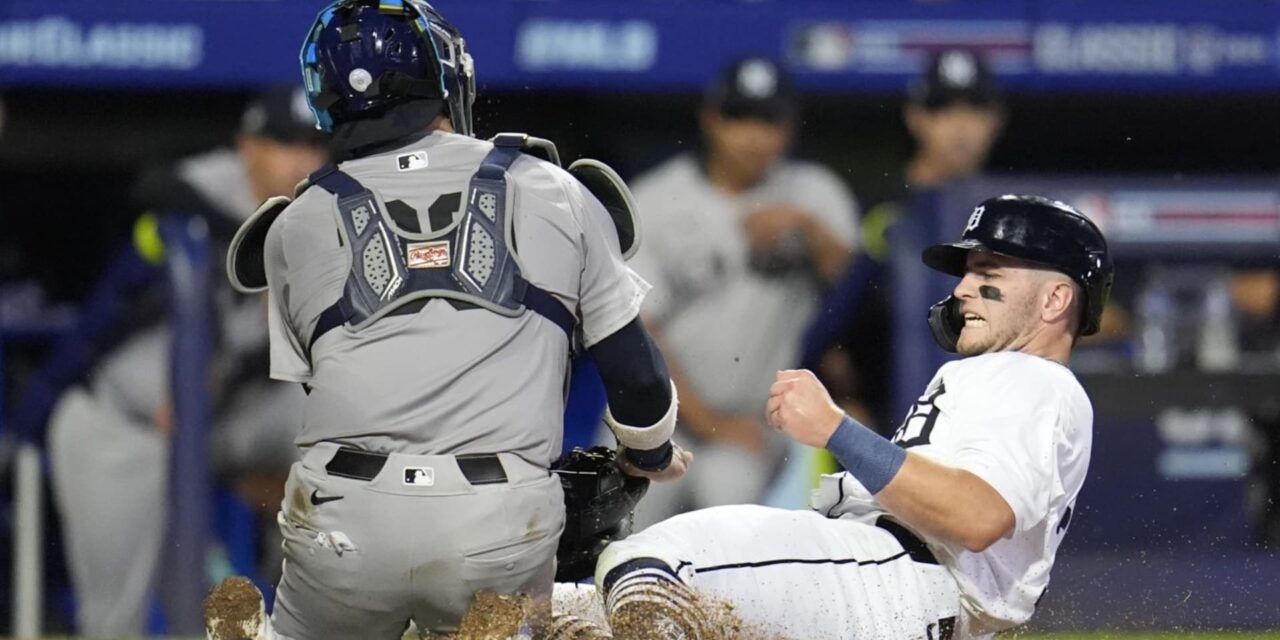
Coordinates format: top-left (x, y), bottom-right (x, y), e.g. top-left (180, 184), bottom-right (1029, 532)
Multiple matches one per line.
top-left (495, 133), bottom-right (642, 260)
top-left (306, 133), bottom-right (575, 355)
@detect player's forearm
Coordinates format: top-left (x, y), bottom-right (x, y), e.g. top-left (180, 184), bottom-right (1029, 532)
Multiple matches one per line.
top-left (822, 413), bottom-right (1013, 552)
top-left (876, 453), bottom-right (1015, 552)
top-left (592, 318), bottom-right (671, 423)
top-left (590, 317), bottom-right (675, 469)
top-left (798, 213), bottom-right (853, 283)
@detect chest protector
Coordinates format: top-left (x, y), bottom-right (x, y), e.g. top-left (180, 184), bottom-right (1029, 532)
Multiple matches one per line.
top-left (306, 133), bottom-right (575, 352)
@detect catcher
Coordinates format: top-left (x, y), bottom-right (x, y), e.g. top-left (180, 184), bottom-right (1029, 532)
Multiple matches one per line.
top-left (207, 1), bottom-right (688, 638)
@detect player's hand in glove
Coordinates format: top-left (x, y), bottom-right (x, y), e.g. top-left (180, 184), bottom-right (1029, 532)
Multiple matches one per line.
top-left (766, 369), bottom-right (845, 449)
top-left (617, 442), bottom-right (693, 483)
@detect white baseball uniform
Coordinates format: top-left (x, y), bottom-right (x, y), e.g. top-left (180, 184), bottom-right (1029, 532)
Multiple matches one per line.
top-left (597, 350), bottom-right (1092, 639)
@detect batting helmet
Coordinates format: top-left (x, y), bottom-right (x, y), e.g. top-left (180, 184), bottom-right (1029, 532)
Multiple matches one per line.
top-left (922, 194), bottom-right (1113, 352)
top-left (300, 0), bottom-right (475, 135)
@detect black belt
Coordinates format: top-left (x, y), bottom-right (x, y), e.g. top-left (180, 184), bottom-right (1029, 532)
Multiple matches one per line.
top-left (875, 517), bottom-right (939, 565)
top-left (325, 447), bottom-right (508, 485)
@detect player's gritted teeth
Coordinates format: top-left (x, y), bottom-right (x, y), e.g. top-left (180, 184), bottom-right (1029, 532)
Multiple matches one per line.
top-left (963, 312), bottom-right (988, 328)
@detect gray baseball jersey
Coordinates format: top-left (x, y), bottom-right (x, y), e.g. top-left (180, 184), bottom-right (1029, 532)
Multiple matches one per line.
top-left (627, 154), bottom-right (858, 416)
top-left (263, 131), bottom-right (648, 467)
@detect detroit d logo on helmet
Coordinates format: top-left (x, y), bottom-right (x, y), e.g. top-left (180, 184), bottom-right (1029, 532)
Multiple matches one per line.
top-left (965, 205), bottom-right (985, 233)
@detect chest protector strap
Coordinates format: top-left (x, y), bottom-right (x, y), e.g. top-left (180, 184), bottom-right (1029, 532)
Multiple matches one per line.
top-left (307, 135), bottom-right (575, 354)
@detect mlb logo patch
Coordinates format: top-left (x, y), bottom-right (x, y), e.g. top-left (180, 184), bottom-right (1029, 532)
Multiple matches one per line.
top-left (407, 241), bottom-right (451, 268)
top-left (397, 151), bottom-right (428, 171)
top-left (404, 467), bottom-right (435, 486)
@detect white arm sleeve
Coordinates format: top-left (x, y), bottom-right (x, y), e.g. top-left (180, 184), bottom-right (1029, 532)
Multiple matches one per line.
top-left (603, 381), bottom-right (677, 450)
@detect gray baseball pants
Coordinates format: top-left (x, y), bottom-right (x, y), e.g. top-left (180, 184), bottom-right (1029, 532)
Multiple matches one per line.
top-left (271, 442), bottom-right (565, 639)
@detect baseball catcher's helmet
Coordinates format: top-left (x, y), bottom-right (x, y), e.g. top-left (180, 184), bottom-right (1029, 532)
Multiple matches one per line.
top-left (300, 0), bottom-right (475, 135)
top-left (552, 447), bottom-right (649, 582)
top-left (922, 194), bottom-right (1113, 351)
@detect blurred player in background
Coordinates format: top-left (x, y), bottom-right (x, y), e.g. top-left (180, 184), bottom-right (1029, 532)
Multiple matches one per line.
top-left (46, 87), bottom-right (325, 637)
top-left (627, 57), bottom-right (859, 529)
top-left (806, 48), bottom-right (1005, 433)
top-left (208, 1), bottom-right (688, 638)
top-left (597, 195), bottom-right (1113, 640)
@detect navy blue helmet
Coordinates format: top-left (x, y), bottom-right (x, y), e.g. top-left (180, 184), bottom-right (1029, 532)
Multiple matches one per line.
top-left (922, 195), bottom-right (1114, 351)
top-left (300, 0), bottom-right (475, 135)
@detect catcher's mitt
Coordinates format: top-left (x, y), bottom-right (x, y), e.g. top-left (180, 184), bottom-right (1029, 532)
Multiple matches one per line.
top-left (552, 447), bottom-right (649, 582)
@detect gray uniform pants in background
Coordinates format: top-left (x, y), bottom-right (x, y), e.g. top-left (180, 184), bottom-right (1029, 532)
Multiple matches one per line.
top-left (49, 388), bottom-right (168, 636)
top-left (271, 443), bottom-right (565, 640)
top-left (48, 383), bottom-right (301, 637)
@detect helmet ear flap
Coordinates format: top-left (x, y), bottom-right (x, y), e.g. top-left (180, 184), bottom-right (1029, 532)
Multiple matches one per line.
top-left (1079, 268), bottom-right (1114, 337)
top-left (928, 296), bottom-right (964, 353)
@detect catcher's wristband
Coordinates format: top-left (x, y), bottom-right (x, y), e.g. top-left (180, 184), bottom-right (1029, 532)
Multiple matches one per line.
top-left (825, 414), bottom-right (906, 495)
top-left (604, 381), bottom-right (677, 451)
top-left (623, 441), bottom-right (673, 471)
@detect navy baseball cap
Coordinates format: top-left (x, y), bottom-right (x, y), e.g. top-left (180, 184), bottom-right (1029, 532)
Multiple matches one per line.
top-left (909, 49), bottom-right (1002, 110)
top-left (240, 86), bottom-right (327, 145)
top-left (704, 57), bottom-right (798, 123)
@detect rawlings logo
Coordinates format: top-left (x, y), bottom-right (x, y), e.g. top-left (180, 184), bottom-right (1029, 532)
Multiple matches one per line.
top-left (407, 241), bottom-right (451, 268)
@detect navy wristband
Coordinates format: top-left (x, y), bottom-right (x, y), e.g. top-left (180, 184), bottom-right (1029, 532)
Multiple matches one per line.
top-left (624, 441), bottom-right (674, 471)
top-left (825, 415), bottom-right (907, 494)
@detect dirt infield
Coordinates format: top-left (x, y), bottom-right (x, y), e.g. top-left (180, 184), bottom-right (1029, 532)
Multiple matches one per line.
top-left (453, 591), bottom-right (531, 639)
top-left (202, 576), bottom-right (264, 640)
top-left (26, 630), bottom-right (1280, 638)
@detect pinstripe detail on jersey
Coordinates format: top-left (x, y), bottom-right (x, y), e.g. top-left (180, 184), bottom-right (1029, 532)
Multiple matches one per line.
top-left (695, 550), bottom-right (910, 574)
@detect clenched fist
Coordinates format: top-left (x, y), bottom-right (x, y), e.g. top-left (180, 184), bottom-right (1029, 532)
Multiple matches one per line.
top-left (766, 369), bottom-right (845, 449)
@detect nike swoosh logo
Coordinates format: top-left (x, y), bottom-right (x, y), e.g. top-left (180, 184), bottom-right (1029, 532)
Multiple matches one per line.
top-left (310, 490), bottom-right (343, 506)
